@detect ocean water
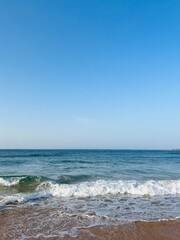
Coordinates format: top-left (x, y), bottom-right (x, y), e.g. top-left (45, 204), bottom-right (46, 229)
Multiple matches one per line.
top-left (0, 150), bottom-right (180, 237)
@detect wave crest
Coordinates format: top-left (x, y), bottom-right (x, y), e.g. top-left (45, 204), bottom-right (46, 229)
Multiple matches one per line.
top-left (38, 179), bottom-right (180, 197)
top-left (1, 179), bottom-right (180, 206)
top-left (0, 177), bottom-right (24, 186)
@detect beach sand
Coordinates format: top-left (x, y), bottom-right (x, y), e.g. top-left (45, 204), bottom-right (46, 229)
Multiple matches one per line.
top-left (70, 220), bottom-right (180, 240)
top-left (0, 207), bottom-right (180, 239)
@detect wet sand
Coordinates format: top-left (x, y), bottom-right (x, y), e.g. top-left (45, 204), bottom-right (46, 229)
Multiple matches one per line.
top-left (71, 220), bottom-right (180, 240)
top-left (0, 207), bottom-right (180, 239)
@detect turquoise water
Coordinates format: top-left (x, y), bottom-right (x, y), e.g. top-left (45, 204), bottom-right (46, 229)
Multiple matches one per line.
top-left (0, 150), bottom-right (180, 236)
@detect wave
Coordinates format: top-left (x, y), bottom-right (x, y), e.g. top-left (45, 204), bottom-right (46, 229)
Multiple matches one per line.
top-left (1, 178), bottom-right (180, 205)
top-left (0, 174), bottom-right (96, 186)
top-left (57, 174), bottom-right (96, 184)
top-left (0, 176), bottom-right (23, 186)
top-left (0, 176), bottom-right (49, 192)
top-left (38, 179), bottom-right (180, 197)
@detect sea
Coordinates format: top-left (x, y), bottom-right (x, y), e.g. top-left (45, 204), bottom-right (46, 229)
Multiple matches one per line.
top-left (0, 149), bottom-right (180, 238)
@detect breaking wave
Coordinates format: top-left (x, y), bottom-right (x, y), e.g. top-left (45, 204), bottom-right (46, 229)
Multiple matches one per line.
top-left (1, 177), bottom-right (180, 206)
top-left (40, 179), bottom-right (180, 197)
top-left (0, 176), bottom-right (48, 186)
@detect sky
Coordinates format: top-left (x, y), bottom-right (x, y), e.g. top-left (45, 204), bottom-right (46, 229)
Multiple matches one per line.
top-left (0, 0), bottom-right (180, 149)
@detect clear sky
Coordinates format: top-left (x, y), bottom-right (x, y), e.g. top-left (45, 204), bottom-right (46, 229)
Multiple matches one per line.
top-left (0, 0), bottom-right (180, 149)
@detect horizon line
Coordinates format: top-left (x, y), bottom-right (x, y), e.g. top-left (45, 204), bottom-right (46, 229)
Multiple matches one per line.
top-left (0, 148), bottom-right (178, 151)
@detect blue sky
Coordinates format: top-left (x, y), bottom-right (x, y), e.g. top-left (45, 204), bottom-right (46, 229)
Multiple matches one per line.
top-left (0, 0), bottom-right (180, 149)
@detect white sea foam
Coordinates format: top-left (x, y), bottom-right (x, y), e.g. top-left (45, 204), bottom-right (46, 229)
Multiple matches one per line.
top-left (0, 177), bottom-right (23, 186)
top-left (0, 194), bottom-right (25, 204)
top-left (0, 191), bottom-right (51, 205)
top-left (37, 179), bottom-right (180, 198)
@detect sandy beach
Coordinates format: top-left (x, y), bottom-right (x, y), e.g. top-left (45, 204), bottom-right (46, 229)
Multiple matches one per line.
top-left (0, 207), bottom-right (180, 239)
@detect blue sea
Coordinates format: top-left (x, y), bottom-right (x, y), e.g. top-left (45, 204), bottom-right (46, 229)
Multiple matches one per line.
top-left (0, 150), bottom-right (180, 238)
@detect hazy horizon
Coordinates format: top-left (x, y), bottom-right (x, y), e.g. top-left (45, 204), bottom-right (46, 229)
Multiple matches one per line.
top-left (0, 148), bottom-right (178, 151)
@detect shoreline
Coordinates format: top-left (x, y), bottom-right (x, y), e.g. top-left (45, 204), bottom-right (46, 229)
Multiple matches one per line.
top-left (0, 208), bottom-right (180, 240)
